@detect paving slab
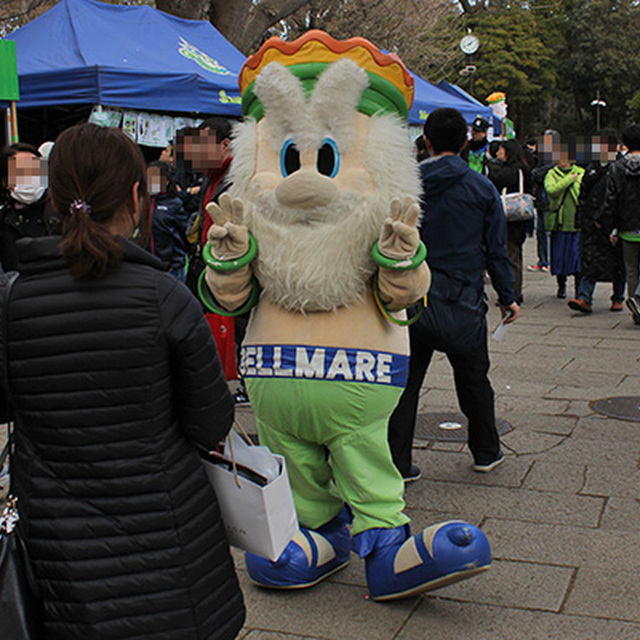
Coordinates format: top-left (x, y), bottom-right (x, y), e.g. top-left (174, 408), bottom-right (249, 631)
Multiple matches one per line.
top-left (495, 394), bottom-right (571, 417)
top-left (490, 378), bottom-right (556, 398)
top-left (395, 599), bottom-right (640, 640)
top-left (436, 559), bottom-right (573, 612)
top-left (562, 399), bottom-right (599, 418)
top-left (411, 449), bottom-right (530, 488)
top-left (545, 384), bottom-right (618, 401)
top-left (500, 429), bottom-right (567, 456)
top-left (521, 459), bottom-right (586, 493)
top-left (428, 440), bottom-right (466, 452)
top-left (533, 435), bottom-right (640, 470)
top-left (236, 570), bottom-right (416, 640)
top-left (572, 415), bottom-right (640, 445)
top-left (614, 374), bottom-right (640, 394)
top-left (581, 465), bottom-right (640, 498)
top-left (408, 480), bottom-right (604, 527)
top-left (563, 567), bottom-right (640, 623)
top-left (563, 354), bottom-right (640, 374)
top-left (596, 337), bottom-right (640, 350)
top-left (600, 497), bottom-right (640, 531)
top-left (510, 413), bottom-right (578, 436)
top-left (482, 518), bottom-right (640, 571)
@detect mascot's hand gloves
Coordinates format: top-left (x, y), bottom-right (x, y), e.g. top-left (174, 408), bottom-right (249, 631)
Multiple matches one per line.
top-left (206, 193), bottom-right (251, 261)
top-left (202, 193), bottom-right (257, 314)
top-left (373, 196), bottom-right (430, 317)
top-left (378, 197), bottom-right (421, 260)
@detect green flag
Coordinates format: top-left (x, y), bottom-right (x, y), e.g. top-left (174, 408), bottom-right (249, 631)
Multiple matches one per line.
top-left (0, 40), bottom-right (20, 101)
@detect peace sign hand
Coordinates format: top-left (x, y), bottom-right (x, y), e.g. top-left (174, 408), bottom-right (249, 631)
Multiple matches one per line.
top-left (378, 196), bottom-right (421, 260)
top-left (205, 193), bottom-right (249, 260)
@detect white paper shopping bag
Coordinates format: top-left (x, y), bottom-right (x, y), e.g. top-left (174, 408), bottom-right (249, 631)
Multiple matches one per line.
top-left (202, 449), bottom-right (298, 561)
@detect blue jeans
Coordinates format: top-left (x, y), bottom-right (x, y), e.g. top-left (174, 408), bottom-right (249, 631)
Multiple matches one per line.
top-left (576, 276), bottom-right (625, 306)
top-left (535, 210), bottom-right (549, 267)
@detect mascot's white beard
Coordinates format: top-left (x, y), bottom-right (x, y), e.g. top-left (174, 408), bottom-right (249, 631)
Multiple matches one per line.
top-left (247, 190), bottom-right (387, 312)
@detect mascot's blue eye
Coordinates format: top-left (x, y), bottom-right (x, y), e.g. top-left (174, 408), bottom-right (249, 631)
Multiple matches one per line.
top-left (281, 140), bottom-right (301, 177)
top-left (317, 138), bottom-right (340, 178)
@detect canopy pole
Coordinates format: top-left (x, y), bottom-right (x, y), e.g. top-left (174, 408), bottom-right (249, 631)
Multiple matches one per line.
top-left (4, 108), bottom-right (11, 146)
top-left (10, 101), bottom-right (18, 143)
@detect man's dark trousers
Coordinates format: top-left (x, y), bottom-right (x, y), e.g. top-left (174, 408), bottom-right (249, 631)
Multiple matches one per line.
top-left (388, 319), bottom-right (500, 475)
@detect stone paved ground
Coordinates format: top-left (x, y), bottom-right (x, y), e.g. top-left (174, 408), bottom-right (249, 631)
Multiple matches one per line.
top-left (235, 239), bottom-right (640, 640)
top-left (2, 240), bottom-right (639, 639)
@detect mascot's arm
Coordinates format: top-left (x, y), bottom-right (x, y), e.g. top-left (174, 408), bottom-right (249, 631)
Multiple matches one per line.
top-left (378, 263), bottom-right (430, 311)
top-left (376, 197), bottom-right (431, 310)
top-left (203, 194), bottom-right (255, 311)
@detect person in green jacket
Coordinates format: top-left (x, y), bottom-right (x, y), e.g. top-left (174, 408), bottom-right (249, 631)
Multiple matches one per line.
top-left (544, 140), bottom-right (585, 298)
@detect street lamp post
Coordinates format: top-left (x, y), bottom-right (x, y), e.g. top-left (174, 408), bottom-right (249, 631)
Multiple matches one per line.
top-left (459, 31), bottom-right (479, 97)
top-left (590, 90), bottom-right (607, 131)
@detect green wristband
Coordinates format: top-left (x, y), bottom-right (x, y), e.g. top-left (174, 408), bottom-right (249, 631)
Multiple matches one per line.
top-left (372, 274), bottom-right (426, 327)
top-left (371, 240), bottom-right (427, 270)
top-left (203, 231), bottom-right (258, 272)
top-left (198, 271), bottom-right (261, 317)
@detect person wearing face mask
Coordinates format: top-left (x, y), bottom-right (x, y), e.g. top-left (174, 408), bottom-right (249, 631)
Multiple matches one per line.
top-left (0, 142), bottom-right (54, 271)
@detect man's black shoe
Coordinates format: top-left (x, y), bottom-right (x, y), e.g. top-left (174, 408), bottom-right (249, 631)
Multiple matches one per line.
top-left (403, 465), bottom-right (422, 483)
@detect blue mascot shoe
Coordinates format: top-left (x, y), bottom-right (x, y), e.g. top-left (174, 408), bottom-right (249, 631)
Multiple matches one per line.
top-left (359, 520), bottom-right (491, 601)
top-left (245, 507), bottom-right (352, 589)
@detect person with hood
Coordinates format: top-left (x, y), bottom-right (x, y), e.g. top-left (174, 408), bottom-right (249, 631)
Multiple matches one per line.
top-left (568, 130), bottom-right (625, 313)
top-left (600, 124), bottom-right (640, 324)
top-left (0, 142), bottom-right (53, 271)
top-left (388, 108), bottom-right (519, 480)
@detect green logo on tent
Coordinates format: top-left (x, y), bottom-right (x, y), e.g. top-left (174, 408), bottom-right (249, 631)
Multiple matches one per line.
top-left (219, 90), bottom-right (241, 105)
top-left (178, 38), bottom-right (234, 76)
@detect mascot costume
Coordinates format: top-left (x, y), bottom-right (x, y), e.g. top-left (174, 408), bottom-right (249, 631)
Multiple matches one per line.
top-left (199, 30), bottom-right (491, 601)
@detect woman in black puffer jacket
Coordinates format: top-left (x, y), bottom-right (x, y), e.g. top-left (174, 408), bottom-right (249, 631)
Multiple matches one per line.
top-left (4, 124), bottom-right (245, 639)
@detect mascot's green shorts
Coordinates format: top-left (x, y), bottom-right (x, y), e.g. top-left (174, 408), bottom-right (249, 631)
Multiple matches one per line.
top-left (243, 344), bottom-right (410, 536)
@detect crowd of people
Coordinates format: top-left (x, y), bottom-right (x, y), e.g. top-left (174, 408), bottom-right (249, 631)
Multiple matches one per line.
top-left (2, 104), bottom-right (640, 636)
top-left (413, 117), bottom-right (640, 323)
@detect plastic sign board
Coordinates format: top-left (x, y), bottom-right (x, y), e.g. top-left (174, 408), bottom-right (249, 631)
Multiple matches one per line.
top-left (0, 40), bottom-right (20, 101)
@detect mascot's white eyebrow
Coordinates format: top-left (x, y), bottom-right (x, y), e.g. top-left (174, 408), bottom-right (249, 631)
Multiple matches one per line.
top-left (253, 59), bottom-right (369, 153)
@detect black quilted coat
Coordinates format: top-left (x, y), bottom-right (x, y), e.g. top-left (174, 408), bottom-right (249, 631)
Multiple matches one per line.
top-left (6, 236), bottom-right (245, 639)
top-left (576, 161), bottom-right (625, 282)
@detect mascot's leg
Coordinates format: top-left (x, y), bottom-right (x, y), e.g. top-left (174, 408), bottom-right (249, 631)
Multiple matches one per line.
top-left (243, 378), bottom-right (352, 589)
top-left (331, 389), bottom-right (491, 600)
top-left (330, 386), bottom-right (492, 601)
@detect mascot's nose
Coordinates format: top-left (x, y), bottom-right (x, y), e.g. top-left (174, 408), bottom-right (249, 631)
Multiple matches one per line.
top-left (275, 170), bottom-right (339, 209)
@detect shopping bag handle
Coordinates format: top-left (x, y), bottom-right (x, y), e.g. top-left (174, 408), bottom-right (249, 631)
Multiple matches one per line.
top-left (226, 420), bottom-right (255, 488)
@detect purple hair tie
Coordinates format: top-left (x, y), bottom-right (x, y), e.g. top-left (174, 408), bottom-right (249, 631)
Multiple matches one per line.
top-left (69, 199), bottom-right (92, 216)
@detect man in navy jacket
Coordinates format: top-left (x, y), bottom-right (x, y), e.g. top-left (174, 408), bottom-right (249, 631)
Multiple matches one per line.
top-left (388, 108), bottom-right (519, 479)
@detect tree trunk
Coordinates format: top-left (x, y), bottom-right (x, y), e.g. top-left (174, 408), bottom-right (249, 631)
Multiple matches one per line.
top-left (155, 0), bottom-right (209, 20)
top-left (209, 0), bottom-right (312, 54)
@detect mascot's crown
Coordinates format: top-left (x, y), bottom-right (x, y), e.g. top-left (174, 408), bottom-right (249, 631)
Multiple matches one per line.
top-left (239, 30), bottom-right (414, 121)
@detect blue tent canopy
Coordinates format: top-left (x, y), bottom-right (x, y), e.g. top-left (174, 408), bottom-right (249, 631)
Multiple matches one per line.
top-left (4, 0), bottom-right (245, 115)
top-left (409, 73), bottom-right (494, 126)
